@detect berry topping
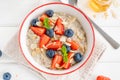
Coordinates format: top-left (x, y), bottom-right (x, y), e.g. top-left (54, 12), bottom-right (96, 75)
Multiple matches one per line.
top-left (31, 18), bottom-right (39, 26)
top-left (46, 49), bottom-right (55, 58)
top-left (73, 53), bottom-right (83, 63)
top-left (45, 10), bottom-right (54, 17)
top-left (46, 29), bottom-right (54, 38)
top-left (64, 29), bottom-right (74, 37)
top-left (64, 44), bottom-right (71, 52)
top-left (3, 72), bottom-right (11, 80)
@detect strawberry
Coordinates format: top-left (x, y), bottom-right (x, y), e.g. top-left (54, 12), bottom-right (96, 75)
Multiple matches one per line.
top-left (51, 54), bottom-right (63, 69)
top-left (39, 34), bottom-right (50, 48)
top-left (61, 61), bottom-right (71, 69)
top-left (40, 14), bottom-right (53, 25)
top-left (61, 52), bottom-right (74, 69)
top-left (40, 14), bottom-right (48, 21)
top-left (46, 40), bottom-right (62, 50)
top-left (68, 52), bottom-right (74, 59)
top-left (30, 26), bottom-right (46, 36)
top-left (67, 40), bottom-right (79, 50)
top-left (97, 75), bottom-right (111, 80)
top-left (54, 18), bottom-right (64, 35)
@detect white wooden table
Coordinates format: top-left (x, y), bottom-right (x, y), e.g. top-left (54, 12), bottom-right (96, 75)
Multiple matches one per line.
top-left (0, 0), bottom-right (120, 80)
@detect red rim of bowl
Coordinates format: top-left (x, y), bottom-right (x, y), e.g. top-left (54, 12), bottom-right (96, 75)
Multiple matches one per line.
top-left (18, 2), bottom-right (95, 75)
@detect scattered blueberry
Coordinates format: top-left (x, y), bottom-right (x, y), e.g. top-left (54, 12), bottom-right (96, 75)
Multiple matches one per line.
top-left (46, 49), bottom-right (55, 58)
top-left (64, 29), bottom-right (74, 37)
top-left (64, 44), bottom-right (71, 52)
top-left (31, 18), bottom-right (39, 26)
top-left (3, 72), bottom-right (12, 80)
top-left (46, 29), bottom-right (54, 38)
top-left (45, 10), bottom-right (54, 17)
top-left (0, 50), bottom-right (2, 57)
top-left (73, 53), bottom-right (83, 63)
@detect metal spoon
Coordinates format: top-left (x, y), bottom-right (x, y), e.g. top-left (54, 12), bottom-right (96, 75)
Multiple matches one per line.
top-left (60, 0), bottom-right (120, 49)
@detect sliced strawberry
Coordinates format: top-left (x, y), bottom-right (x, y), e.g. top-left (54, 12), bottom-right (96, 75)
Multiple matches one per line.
top-left (46, 40), bottom-right (62, 50)
top-left (51, 54), bottom-right (63, 69)
top-left (62, 62), bottom-right (71, 69)
top-left (30, 26), bottom-right (46, 36)
top-left (61, 52), bottom-right (74, 69)
top-left (68, 52), bottom-right (74, 59)
top-left (97, 75), bottom-right (111, 80)
top-left (40, 14), bottom-right (48, 21)
top-left (39, 34), bottom-right (50, 48)
top-left (54, 18), bottom-right (64, 35)
top-left (67, 40), bottom-right (79, 50)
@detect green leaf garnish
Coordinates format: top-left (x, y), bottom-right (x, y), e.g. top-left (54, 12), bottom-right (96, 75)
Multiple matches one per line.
top-left (43, 18), bottom-right (51, 30)
top-left (61, 45), bottom-right (68, 62)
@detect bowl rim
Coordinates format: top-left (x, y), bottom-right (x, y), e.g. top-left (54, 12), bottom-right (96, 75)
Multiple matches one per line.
top-left (18, 2), bottom-right (95, 75)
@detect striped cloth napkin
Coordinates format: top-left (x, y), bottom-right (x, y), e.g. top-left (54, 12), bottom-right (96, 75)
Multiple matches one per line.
top-left (2, 27), bottom-right (106, 80)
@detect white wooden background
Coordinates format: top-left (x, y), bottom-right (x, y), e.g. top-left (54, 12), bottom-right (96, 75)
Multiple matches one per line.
top-left (0, 0), bottom-right (120, 80)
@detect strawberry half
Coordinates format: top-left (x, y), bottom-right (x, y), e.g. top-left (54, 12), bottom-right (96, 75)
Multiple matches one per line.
top-left (67, 40), bottom-right (79, 50)
top-left (46, 40), bottom-right (62, 50)
top-left (54, 18), bottom-right (64, 35)
top-left (39, 34), bottom-right (50, 48)
top-left (51, 54), bottom-right (63, 69)
top-left (97, 75), bottom-right (111, 80)
top-left (30, 26), bottom-right (46, 36)
top-left (61, 52), bottom-right (74, 69)
top-left (40, 14), bottom-right (48, 21)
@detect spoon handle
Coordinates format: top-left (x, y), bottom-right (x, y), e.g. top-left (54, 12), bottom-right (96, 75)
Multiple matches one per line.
top-left (90, 19), bottom-right (120, 49)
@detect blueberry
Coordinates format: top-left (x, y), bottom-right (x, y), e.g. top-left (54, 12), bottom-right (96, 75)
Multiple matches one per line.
top-left (46, 29), bottom-right (54, 38)
top-left (45, 10), bottom-right (54, 17)
top-left (64, 29), bottom-right (74, 37)
top-left (3, 72), bottom-right (12, 80)
top-left (73, 53), bottom-right (83, 63)
top-left (64, 44), bottom-right (71, 52)
top-left (31, 18), bottom-right (39, 26)
top-left (0, 50), bottom-right (2, 57)
top-left (46, 50), bottom-right (55, 58)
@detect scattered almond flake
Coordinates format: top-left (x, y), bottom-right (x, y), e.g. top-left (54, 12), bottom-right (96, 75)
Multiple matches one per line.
top-left (53, 32), bottom-right (57, 40)
top-left (67, 38), bottom-right (72, 42)
top-left (70, 58), bottom-right (76, 64)
top-left (57, 48), bottom-right (61, 50)
top-left (69, 53), bottom-right (74, 58)
top-left (36, 21), bottom-right (43, 27)
top-left (54, 26), bottom-right (58, 31)
top-left (57, 51), bottom-right (62, 55)
top-left (62, 21), bottom-right (68, 26)
top-left (70, 50), bottom-right (77, 53)
top-left (40, 48), bottom-right (44, 53)
top-left (64, 42), bottom-right (71, 46)
top-left (60, 36), bottom-right (67, 42)
top-left (30, 44), bottom-right (37, 50)
top-left (31, 51), bottom-right (36, 56)
top-left (43, 45), bottom-right (47, 49)
top-left (56, 63), bottom-right (60, 68)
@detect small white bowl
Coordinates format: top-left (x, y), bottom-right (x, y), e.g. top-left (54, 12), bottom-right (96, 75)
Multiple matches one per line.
top-left (18, 2), bottom-right (95, 75)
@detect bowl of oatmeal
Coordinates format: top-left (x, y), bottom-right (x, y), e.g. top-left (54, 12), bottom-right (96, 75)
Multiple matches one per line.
top-left (19, 2), bottom-right (95, 75)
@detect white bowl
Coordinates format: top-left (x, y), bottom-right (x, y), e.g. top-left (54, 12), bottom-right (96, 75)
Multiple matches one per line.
top-left (18, 2), bottom-right (95, 75)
